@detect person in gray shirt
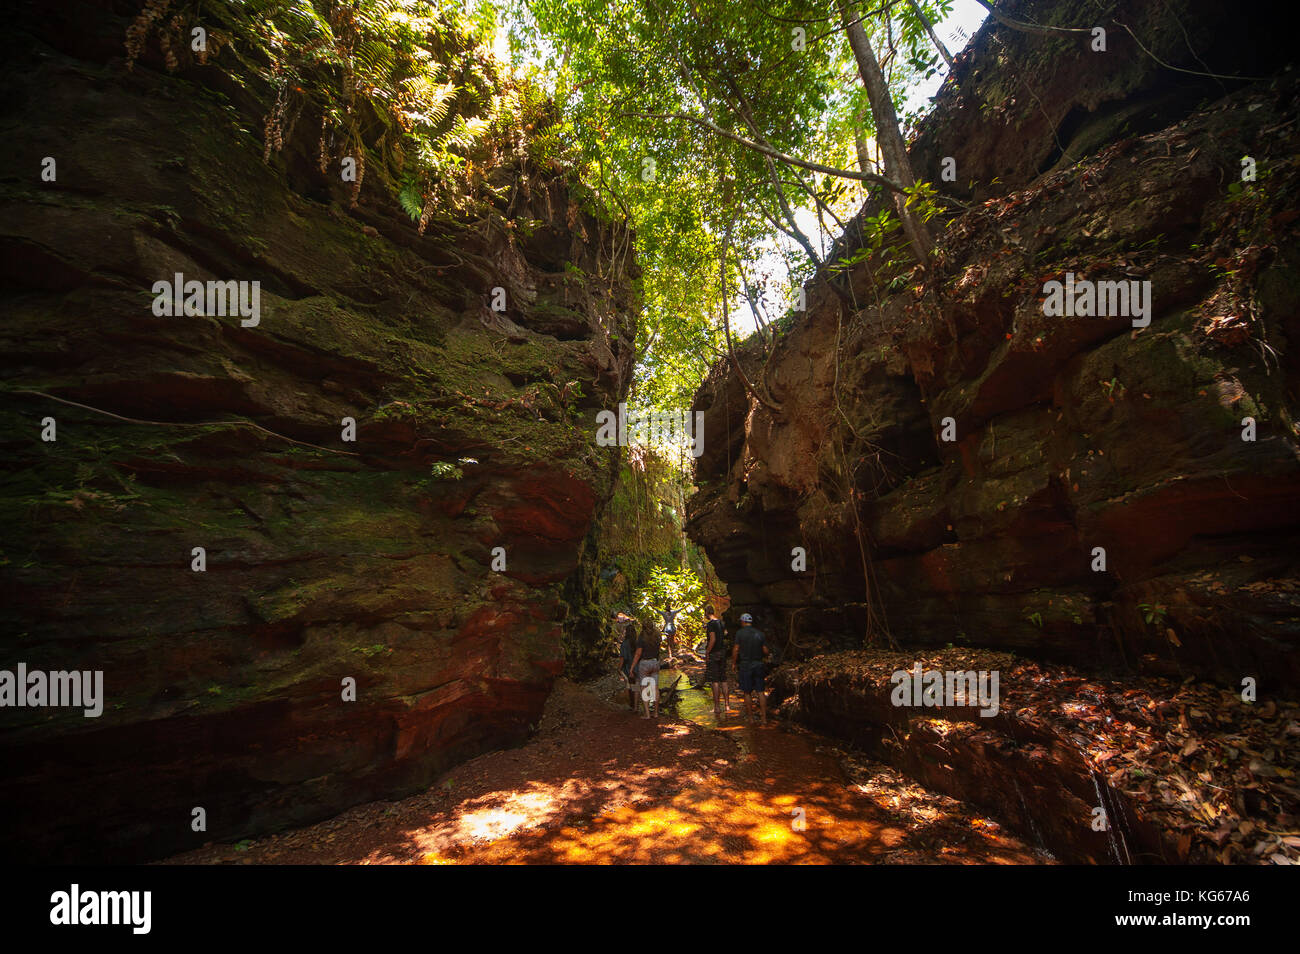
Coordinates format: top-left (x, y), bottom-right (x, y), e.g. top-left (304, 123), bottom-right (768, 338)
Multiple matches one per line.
top-left (730, 613), bottom-right (770, 725)
top-left (628, 619), bottom-right (662, 719)
top-left (659, 604), bottom-right (680, 663)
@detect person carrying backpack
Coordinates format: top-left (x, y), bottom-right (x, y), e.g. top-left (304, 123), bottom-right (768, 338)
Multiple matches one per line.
top-left (615, 611), bottom-right (638, 711)
top-left (730, 613), bottom-right (770, 725)
top-left (702, 605), bottom-right (729, 721)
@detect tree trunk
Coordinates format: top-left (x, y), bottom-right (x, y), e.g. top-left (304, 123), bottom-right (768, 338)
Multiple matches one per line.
top-left (854, 123), bottom-right (875, 179)
top-left (721, 223), bottom-right (782, 414)
top-left (907, 0), bottom-right (955, 71)
top-left (838, 0), bottom-right (933, 264)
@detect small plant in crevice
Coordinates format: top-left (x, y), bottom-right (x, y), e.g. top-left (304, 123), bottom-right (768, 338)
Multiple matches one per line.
top-left (1100, 377), bottom-right (1125, 403)
top-left (428, 461), bottom-right (465, 481)
top-left (1138, 602), bottom-right (1168, 627)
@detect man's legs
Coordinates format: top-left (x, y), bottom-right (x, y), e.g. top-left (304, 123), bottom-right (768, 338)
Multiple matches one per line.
top-left (738, 664), bottom-right (756, 722)
top-left (638, 662), bottom-right (659, 719)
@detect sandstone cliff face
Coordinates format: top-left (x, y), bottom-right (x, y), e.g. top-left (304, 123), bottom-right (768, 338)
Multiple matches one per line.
top-left (0, 1), bottom-right (636, 861)
top-left (688, 0), bottom-right (1300, 692)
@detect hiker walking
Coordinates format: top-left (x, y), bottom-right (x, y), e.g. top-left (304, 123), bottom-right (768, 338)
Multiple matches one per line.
top-left (703, 605), bottom-right (729, 721)
top-left (616, 611), bottom-right (638, 712)
top-left (628, 618), bottom-right (662, 720)
top-left (730, 613), bottom-right (770, 726)
top-left (660, 603), bottom-right (680, 663)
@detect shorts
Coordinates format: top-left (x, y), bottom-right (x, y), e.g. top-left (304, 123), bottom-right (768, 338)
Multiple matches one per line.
top-left (738, 661), bottom-right (765, 693)
top-left (637, 659), bottom-right (661, 681)
top-left (704, 654), bottom-right (728, 683)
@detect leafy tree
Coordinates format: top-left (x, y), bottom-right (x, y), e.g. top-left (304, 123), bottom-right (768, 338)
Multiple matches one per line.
top-left (517, 0), bottom-right (956, 412)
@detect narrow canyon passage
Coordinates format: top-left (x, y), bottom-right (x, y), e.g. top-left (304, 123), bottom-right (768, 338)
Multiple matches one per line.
top-left (4, 0), bottom-right (1298, 887)
top-left (165, 667), bottom-right (1047, 865)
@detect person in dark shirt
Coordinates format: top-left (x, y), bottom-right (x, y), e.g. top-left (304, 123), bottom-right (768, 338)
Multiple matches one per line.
top-left (702, 605), bottom-right (730, 721)
top-left (730, 613), bottom-right (770, 725)
top-left (616, 612), bottom-right (637, 711)
top-left (628, 619), bottom-right (662, 719)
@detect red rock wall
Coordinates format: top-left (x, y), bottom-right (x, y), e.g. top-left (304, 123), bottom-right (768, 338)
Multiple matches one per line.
top-left (0, 0), bottom-right (636, 861)
top-left (688, 0), bottom-right (1300, 692)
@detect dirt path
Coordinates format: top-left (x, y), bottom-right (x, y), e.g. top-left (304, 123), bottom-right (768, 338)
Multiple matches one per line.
top-left (165, 670), bottom-right (1050, 865)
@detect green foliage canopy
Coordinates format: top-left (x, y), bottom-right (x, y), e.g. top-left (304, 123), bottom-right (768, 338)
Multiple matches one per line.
top-left (513, 0), bottom-right (954, 410)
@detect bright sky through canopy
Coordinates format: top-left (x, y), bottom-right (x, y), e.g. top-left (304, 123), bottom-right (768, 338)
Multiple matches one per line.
top-left (736, 0), bottom-right (988, 336)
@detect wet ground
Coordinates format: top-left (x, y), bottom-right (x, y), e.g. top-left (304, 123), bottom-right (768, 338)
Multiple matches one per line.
top-left (166, 661), bottom-right (1051, 865)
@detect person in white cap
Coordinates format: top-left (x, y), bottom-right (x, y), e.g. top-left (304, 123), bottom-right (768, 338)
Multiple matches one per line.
top-left (730, 612), bottom-right (770, 725)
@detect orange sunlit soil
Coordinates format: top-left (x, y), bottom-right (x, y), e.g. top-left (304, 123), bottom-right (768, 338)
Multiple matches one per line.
top-left (166, 673), bottom-right (1050, 865)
